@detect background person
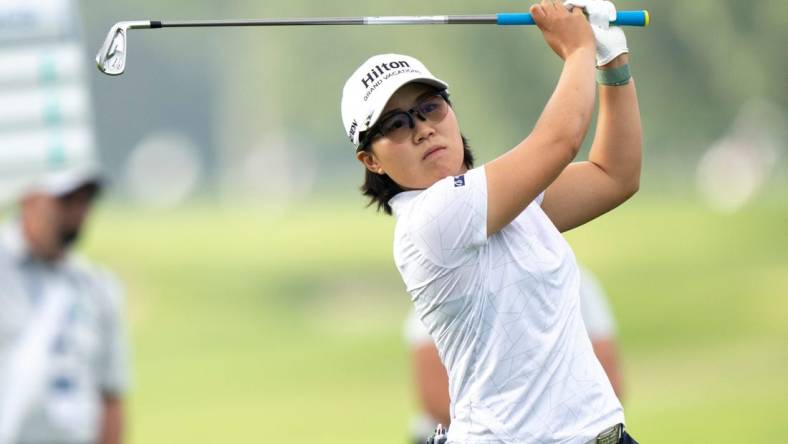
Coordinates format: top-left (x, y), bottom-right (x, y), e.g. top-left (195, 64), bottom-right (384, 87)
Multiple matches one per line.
top-left (577, 265), bottom-right (623, 399)
top-left (0, 166), bottom-right (129, 444)
top-left (341, 0), bottom-right (641, 441)
top-left (404, 265), bottom-right (625, 443)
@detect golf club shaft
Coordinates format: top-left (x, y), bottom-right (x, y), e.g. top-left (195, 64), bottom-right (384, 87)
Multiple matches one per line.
top-left (96, 11), bottom-right (650, 75)
top-left (149, 11), bottom-right (649, 28)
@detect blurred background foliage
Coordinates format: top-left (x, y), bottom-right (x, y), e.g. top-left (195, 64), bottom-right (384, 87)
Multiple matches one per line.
top-left (81, 0), bottom-right (787, 198)
top-left (63, 0), bottom-right (788, 442)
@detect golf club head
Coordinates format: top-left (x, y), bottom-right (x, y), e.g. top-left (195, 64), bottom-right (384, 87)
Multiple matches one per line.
top-left (96, 21), bottom-right (150, 76)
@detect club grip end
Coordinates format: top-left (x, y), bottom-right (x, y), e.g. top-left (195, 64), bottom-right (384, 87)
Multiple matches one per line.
top-left (613, 10), bottom-right (649, 27)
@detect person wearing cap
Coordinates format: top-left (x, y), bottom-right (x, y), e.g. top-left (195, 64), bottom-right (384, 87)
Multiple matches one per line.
top-left (341, 1), bottom-right (641, 443)
top-left (404, 265), bottom-right (625, 443)
top-left (0, 167), bottom-right (129, 444)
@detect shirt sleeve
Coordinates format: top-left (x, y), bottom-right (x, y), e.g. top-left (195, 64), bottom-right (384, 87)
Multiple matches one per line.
top-left (403, 167), bottom-right (488, 268)
top-left (95, 269), bottom-right (130, 395)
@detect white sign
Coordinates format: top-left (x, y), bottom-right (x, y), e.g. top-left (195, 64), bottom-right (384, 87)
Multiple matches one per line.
top-left (0, 44), bottom-right (82, 85)
top-left (0, 0), bottom-right (77, 43)
top-left (0, 0), bottom-right (95, 205)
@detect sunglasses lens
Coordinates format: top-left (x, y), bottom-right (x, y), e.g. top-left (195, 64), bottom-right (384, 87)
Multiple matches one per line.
top-left (418, 95), bottom-right (449, 122)
top-left (379, 113), bottom-right (413, 142)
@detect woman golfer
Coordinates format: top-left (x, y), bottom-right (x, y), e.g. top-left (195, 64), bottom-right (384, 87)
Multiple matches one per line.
top-left (341, 0), bottom-right (641, 442)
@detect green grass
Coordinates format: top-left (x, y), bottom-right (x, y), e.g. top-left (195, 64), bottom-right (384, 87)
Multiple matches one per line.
top-left (82, 197), bottom-right (788, 443)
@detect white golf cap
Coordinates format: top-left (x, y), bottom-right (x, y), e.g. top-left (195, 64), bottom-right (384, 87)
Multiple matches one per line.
top-left (32, 164), bottom-right (103, 197)
top-left (341, 53), bottom-right (449, 149)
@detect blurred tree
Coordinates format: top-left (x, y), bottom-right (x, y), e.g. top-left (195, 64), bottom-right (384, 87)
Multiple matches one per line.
top-left (81, 0), bottom-right (788, 195)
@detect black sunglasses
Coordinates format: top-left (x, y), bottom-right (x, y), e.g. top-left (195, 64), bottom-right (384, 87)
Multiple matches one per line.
top-left (359, 90), bottom-right (450, 151)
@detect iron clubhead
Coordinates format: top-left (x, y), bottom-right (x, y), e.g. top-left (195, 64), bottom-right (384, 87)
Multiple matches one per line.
top-left (96, 21), bottom-right (150, 76)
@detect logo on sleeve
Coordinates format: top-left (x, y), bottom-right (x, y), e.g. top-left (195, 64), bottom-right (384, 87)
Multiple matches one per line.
top-left (453, 175), bottom-right (465, 187)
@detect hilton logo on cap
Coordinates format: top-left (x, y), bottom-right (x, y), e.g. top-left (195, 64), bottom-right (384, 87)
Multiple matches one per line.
top-left (360, 60), bottom-right (411, 88)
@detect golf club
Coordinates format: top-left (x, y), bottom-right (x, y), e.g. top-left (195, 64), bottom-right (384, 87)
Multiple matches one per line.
top-left (96, 11), bottom-right (650, 76)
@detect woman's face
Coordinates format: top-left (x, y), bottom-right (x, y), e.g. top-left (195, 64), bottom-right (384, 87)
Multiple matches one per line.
top-left (356, 83), bottom-right (465, 190)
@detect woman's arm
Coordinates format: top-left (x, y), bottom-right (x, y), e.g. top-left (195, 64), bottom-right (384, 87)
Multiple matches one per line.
top-left (485, 1), bottom-right (597, 236)
top-left (541, 54), bottom-right (642, 232)
top-left (99, 393), bottom-right (124, 444)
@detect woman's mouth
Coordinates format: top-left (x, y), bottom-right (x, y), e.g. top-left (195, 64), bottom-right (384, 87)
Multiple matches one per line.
top-left (423, 146), bottom-right (446, 160)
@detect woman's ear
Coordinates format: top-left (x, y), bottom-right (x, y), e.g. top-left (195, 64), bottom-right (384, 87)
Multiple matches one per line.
top-left (356, 150), bottom-right (385, 175)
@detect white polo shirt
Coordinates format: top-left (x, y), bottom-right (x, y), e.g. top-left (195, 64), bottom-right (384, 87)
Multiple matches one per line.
top-left (0, 220), bottom-right (129, 444)
top-left (390, 167), bottom-right (623, 443)
top-left (404, 266), bottom-right (618, 347)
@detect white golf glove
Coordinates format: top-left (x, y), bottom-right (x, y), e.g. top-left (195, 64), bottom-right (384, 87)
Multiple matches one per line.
top-left (564, 0), bottom-right (628, 66)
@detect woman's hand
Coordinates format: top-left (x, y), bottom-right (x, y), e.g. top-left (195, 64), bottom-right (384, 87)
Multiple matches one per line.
top-left (530, 0), bottom-right (595, 61)
top-left (564, 0), bottom-right (629, 66)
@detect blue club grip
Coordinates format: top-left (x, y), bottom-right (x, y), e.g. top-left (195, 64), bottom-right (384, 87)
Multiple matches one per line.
top-left (497, 10), bottom-right (649, 27)
top-left (613, 10), bottom-right (650, 26)
top-left (497, 13), bottom-right (536, 25)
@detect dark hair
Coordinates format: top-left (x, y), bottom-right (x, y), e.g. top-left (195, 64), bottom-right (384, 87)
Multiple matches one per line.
top-left (359, 135), bottom-right (474, 215)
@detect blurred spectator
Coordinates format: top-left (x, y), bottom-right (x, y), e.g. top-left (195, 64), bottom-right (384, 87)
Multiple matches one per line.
top-left (404, 265), bottom-right (623, 443)
top-left (0, 166), bottom-right (129, 444)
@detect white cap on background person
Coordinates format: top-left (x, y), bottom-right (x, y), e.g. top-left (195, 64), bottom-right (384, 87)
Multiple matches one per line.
top-left (341, 53), bottom-right (449, 149)
top-left (27, 164), bottom-right (103, 197)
